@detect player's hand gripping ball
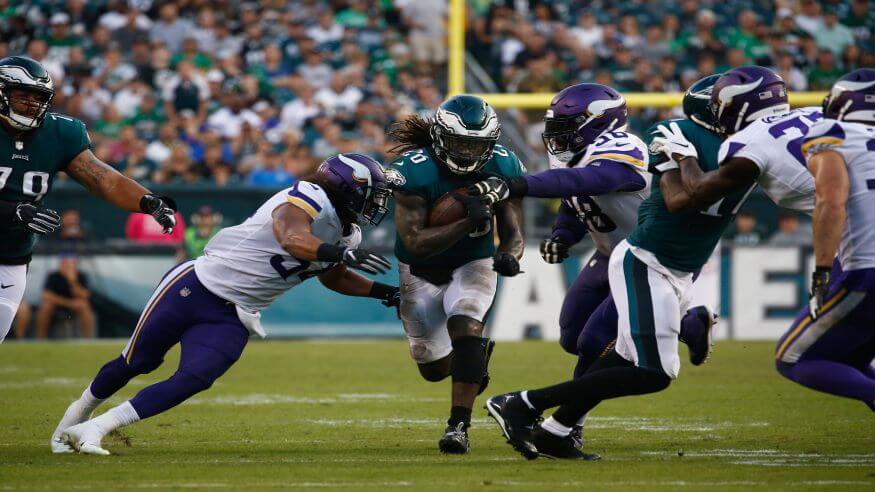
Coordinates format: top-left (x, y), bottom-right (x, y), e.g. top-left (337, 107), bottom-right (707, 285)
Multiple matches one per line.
top-left (493, 251), bottom-right (521, 277)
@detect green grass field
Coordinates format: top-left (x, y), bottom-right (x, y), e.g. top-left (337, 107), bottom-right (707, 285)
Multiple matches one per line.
top-left (1, 339), bottom-right (872, 491)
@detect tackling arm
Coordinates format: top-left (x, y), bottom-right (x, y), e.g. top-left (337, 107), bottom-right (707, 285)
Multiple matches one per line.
top-left (394, 191), bottom-right (480, 258)
top-left (808, 150), bottom-right (849, 268)
top-left (675, 156), bottom-right (760, 210)
top-left (65, 149), bottom-right (151, 212)
top-left (271, 203), bottom-right (328, 262)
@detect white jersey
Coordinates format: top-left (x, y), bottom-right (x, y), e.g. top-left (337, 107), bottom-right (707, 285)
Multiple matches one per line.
top-left (718, 107), bottom-right (821, 214)
top-left (550, 131), bottom-right (652, 255)
top-left (802, 119), bottom-right (875, 271)
top-left (194, 181), bottom-right (360, 312)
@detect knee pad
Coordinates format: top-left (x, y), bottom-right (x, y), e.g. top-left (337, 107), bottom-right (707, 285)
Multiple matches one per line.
top-left (450, 336), bottom-right (490, 384)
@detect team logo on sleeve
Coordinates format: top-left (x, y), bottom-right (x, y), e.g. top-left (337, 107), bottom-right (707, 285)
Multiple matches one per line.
top-left (385, 168), bottom-right (406, 187)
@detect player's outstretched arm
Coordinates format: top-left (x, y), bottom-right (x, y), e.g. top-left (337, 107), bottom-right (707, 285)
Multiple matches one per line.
top-left (493, 197), bottom-right (525, 276)
top-left (658, 169), bottom-right (697, 213)
top-left (675, 156), bottom-right (759, 210)
top-left (65, 149), bottom-right (176, 232)
top-left (394, 191), bottom-right (484, 258)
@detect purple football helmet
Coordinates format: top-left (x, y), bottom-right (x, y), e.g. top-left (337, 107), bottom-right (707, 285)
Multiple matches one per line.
top-left (542, 83), bottom-right (627, 162)
top-left (822, 69), bottom-right (875, 125)
top-left (710, 66), bottom-right (789, 134)
top-left (314, 153), bottom-right (390, 226)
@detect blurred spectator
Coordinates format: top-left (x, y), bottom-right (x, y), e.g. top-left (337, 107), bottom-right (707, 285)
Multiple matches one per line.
top-left (814, 9), bottom-right (857, 57)
top-left (161, 59), bottom-right (210, 122)
top-left (51, 209), bottom-right (90, 246)
top-left (401, 0), bottom-right (448, 69)
top-left (570, 12), bottom-right (603, 49)
top-left (149, 3), bottom-right (193, 54)
top-left (768, 214), bottom-right (813, 247)
top-left (35, 255), bottom-right (94, 339)
top-left (808, 49), bottom-right (844, 90)
top-left (247, 145), bottom-right (295, 187)
top-left (184, 206), bottom-right (221, 259)
top-left (730, 212), bottom-right (766, 246)
top-left (206, 83), bottom-right (261, 139)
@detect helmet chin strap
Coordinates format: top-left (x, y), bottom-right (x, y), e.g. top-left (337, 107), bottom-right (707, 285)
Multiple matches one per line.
top-left (1, 109), bottom-right (39, 130)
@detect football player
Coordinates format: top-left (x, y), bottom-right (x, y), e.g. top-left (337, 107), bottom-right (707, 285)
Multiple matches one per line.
top-left (52, 154), bottom-right (400, 455)
top-left (0, 56), bottom-right (175, 342)
top-left (776, 69), bottom-right (875, 412)
top-left (469, 83), bottom-right (717, 452)
top-left (653, 66), bottom-right (818, 215)
top-left (482, 75), bottom-right (752, 460)
top-left (385, 95), bottom-right (525, 454)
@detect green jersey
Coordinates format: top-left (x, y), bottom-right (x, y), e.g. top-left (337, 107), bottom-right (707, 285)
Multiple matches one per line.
top-left (627, 119), bottom-right (753, 272)
top-left (0, 113), bottom-right (92, 262)
top-left (388, 144), bottom-right (526, 270)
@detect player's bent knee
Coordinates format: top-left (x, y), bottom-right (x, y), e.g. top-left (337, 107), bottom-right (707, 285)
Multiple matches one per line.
top-left (127, 355), bottom-right (164, 375)
top-left (558, 328), bottom-right (580, 355)
top-left (177, 369), bottom-right (216, 394)
top-left (417, 358), bottom-right (451, 382)
top-left (446, 315), bottom-right (483, 340)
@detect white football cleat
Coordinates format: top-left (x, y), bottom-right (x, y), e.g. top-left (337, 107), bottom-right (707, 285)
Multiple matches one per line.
top-left (62, 422), bottom-right (110, 456)
top-left (50, 437), bottom-right (74, 454)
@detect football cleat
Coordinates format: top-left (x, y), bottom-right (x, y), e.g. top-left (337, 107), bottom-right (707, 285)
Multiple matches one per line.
top-left (51, 400), bottom-right (96, 454)
top-left (477, 339), bottom-right (496, 396)
top-left (682, 306), bottom-right (718, 366)
top-left (533, 426), bottom-right (601, 461)
top-left (438, 422), bottom-right (470, 454)
top-left (484, 393), bottom-right (539, 460)
top-left (61, 422), bottom-right (110, 456)
top-left (50, 437), bottom-right (74, 454)
top-left (569, 424), bottom-right (584, 450)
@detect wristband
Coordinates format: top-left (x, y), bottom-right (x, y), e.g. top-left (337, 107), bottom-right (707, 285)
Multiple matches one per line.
top-left (369, 281), bottom-right (397, 301)
top-left (316, 243), bottom-right (347, 263)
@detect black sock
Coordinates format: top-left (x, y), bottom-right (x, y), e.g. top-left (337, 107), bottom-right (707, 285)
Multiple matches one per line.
top-left (526, 350), bottom-right (672, 426)
top-left (448, 406), bottom-right (472, 428)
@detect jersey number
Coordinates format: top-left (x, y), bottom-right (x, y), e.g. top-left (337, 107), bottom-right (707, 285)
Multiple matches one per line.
top-left (0, 168), bottom-right (50, 201)
top-left (401, 150), bottom-right (428, 164)
top-left (767, 114), bottom-right (818, 166)
top-left (270, 255), bottom-right (323, 282)
top-left (569, 196), bottom-right (616, 233)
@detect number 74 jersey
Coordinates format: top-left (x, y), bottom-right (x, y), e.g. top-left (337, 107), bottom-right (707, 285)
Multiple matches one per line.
top-left (194, 181), bottom-right (360, 312)
top-left (718, 107), bottom-right (821, 214)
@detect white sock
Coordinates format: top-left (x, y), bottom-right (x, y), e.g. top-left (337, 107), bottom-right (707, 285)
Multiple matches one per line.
top-left (90, 401), bottom-right (140, 436)
top-left (53, 386), bottom-right (106, 438)
top-left (576, 413), bottom-right (589, 428)
top-left (519, 391), bottom-right (537, 411)
top-left (541, 416), bottom-right (572, 437)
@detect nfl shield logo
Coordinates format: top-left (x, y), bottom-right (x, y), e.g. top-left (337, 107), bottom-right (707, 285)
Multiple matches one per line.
top-left (180, 287), bottom-right (191, 297)
top-left (14, 140), bottom-right (23, 150)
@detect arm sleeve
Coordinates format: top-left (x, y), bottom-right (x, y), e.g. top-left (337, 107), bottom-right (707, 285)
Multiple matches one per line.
top-left (550, 202), bottom-right (588, 245)
top-left (522, 161), bottom-right (647, 198)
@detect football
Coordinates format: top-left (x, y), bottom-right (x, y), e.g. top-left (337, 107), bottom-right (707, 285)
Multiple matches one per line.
top-left (427, 188), bottom-right (469, 227)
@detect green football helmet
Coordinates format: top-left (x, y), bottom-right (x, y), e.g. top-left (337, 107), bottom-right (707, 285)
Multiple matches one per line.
top-left (431, 95), bottom-right (501, 174)
top-left (683, 74), bottom-right (722, 132)
top-left (0, 56), bottom-right (55, 131)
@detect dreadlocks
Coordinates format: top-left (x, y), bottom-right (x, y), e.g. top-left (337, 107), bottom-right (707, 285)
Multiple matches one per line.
top-left (387, 114), bottom-right (433, 156)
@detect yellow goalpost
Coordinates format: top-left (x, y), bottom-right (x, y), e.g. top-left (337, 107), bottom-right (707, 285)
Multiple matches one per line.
top-left (447, 0), bottom-right (825, 109)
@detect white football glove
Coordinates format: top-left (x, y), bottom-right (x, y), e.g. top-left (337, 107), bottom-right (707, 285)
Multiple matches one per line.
top-left (468, 177), bottom-right (510, 206)
top-left (651, 122), bottom-right (697, 162)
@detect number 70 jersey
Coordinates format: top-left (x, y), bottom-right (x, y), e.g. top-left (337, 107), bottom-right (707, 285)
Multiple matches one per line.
top-left (194, 181), bottom-right (360, 312)
top-left (718, 107), bottom-right (821, 214)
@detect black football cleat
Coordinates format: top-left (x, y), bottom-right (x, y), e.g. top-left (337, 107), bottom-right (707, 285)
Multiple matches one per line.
top-left (569, 424), bottom-right (584, 450)
top-left (533, 426), bottom-right (601, 461)
top-left (484, 393), bottom-right (539, 460)
top-left (438, 422), bottom-right (470, 454)
top-left (477, 339), bottom-right (496, 396)
top-left (682, 306), bottom-right (717, 366)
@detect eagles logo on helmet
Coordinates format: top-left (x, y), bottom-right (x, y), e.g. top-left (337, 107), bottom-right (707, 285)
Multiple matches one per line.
top-left (0, 56), bottom-right (55, 131)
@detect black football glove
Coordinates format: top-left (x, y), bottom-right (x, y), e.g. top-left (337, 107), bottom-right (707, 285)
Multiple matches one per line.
top-left (540, 237), bottom-right (570, 264)
top-left (14, 202), bottom-right (61, 235)
top-left (140, 194), bottom-right (177, 234)
top-left (493, 251), bottom-right (521, 277)
top-left (452, 192), bottom-right (493, 227)
top-left (381, 287), bottom-right (401, 318)
top-left (343, 248), bottom-right (392, 275)
top-left (468, 177), bottom-right (510, 206)
top-left (809, 266), bottom-right (831, 320)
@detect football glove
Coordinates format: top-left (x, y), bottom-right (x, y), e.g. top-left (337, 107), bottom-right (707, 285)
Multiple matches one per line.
top-left (382, 287), bottom-right (401, 319)
top-left (651, 122), bottom-right (697, 162)
top-left (468, 177), bottom-right (510, 206)
top-left (452, 192), bottom-right (492, 227)
top-left (493, 251), bottom-right (521, 277)
top-left (140, 194), bottom-right (177, 234)
top-left (809, 266), bottom-right (831, 320)
top-left (14, 202), bottom-right (61, 235)
top-left (540, 237), bottom-right (570, 264)
top-left (343, 248), bottom-right (392, 275)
